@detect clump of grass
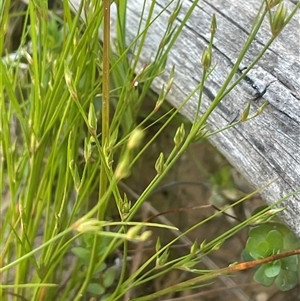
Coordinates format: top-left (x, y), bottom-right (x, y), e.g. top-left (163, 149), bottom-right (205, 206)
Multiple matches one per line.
top-left (1, 1), bottom-right (299, 300)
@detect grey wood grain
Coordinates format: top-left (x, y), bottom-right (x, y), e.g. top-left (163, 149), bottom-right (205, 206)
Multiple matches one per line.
top-left (69, 0), bottom-right (300, 238)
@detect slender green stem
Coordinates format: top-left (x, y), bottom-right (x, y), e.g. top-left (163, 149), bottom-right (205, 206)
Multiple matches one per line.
top-left (74, 0), bottom-right (111, 299)
top-left (98, 0), bottom-right (111, 217)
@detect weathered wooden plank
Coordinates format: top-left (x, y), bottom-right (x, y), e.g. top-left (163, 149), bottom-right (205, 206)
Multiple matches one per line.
top-left (70, 0), bottom-right (300, 238)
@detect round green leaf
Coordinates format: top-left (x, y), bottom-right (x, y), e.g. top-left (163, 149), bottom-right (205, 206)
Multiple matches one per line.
top-left (254, 265), bottom-right (276, 286)
top-left (246, 237), bottom-right (271, 259)
top-left (245, 237), bottom-right (262, 259)
top-left (83, 233), bottom-right (95, 247)
top-left (266, 230), bottom-right (283, 252)
top-left (103, 266), bottom-right (116, 288)
top-left (241, 249), bottom-right (254, 261)
top-left (87, 283), bottom-right (105, 295)
top-left (72, 247), bottom-right (90, 259)
top-left (100, 294), bottom-right (110, 301)
top-left (275, 270), bottom-right (299, 291)
top-left (271, 222), bottom-right (293, 237)
top-left (281, 255), bottom-right (299, 272)
top-left (71, 247), bottom-right (91, 265)
top-left (256, 241), bottom-right (271, 258)
top-left (264, 260), bottom-right (281, 278)
top-left (249, 224), bottom-right (274, 242)
top-left (245, 237), bottom-right (259, 256)
top-left (283, 231), bottom-right (300, 250)
top-left (95, 262), bottom-right (107, 274)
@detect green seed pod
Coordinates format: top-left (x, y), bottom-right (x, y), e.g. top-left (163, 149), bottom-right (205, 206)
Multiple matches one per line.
top-left (240, 101), bottom-right (251, 121)
top-left (84, 137), bottom-right (92, 163)
top-left (88, 103), bottom-right (97, 136)
top-left (69, 159), bottom-right (81, 191)
top-left (156, 237), bottom-right (161, 252)
top-left (155, 152), bottom-right (165, 175)
top-left (168, 1), bottom-right (182, 24)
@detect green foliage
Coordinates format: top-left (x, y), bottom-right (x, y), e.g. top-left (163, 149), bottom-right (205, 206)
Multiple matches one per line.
top-left (243, 221), bottom-right (300, 290)
top-left (1, 0), bottom-right (300, 300)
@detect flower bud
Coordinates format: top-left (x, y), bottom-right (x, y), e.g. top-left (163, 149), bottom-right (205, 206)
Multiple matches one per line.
top-left (166, 65), bottom-right (175, 92)
top-left (156, 237), bottom-right (161, 252)
top-left (154, 85), bottom-right (166, 112)
top-left (156, 249), bottom-right (169, 267)
top-left (201, 47), bottom-right (212, 71)
top-left (210, 14), bottom-right (217, 35)
top-left (75, 218), bottom-right (100, 232)
top-left (69, 159), bottom-right (81, 191)
top-left (115, 159), bottom-right (130, 179)
top-left (121, 193), bottom-right (131, 219)
top-left (126, 225), bottom-right (142, 240)
top-left (266, 0), bottom-right (282, 10)
top-left (200, 239), bottom-right (207, 251)
top-left (173, 123), bottom-right (185, 146)
top-left (211, 239), bottom-right (224, 251)
top-left (271, 3), bottom-right (287, 37)
top-left (256, 101), bottom-right (268, 115)
top-left (128, 128), bottom-right (144, 150)
top-left (88, 103), bottom-right (97, 136)
top-left (159, 28), bottom-right (175, 49)
top-left (190, 239), bottom-right (199, 255)
top-left (140, 230), bottom-right (152, 241)
top-left (155, 152), bottom-right (165, 175)
top-left (84, 137), bottom-right (92, 163)
top-left (168, 2), bottom-right (182, 24)
top-left (240, 101), bottom-right (251, 122)
top-left (64, 64), bottom-right (77, 100)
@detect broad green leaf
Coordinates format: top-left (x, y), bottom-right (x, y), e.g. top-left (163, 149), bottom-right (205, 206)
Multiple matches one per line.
top-left (281, 255), bottom-right (299, 272)
top-left (95, 262), bottom-right (107, 274)
top-left (72, 247), bottom-right (91, 265)
top-left (283, 232), bottom-right (300, 250)
top-left (264, 260), bottom-right (281, 278)
top-left (87, 283), bottom-right (105, 295)
top-left (246, 237), bottom-right (271, 259)
top-left (245, 237), bottom-right (261, 259)
top-left (254, 265), bottom-right (276, 286)
top-left (103, 266), bottom-right (116, 288)
top-left (83, 233), bottom-right (95, 247)
top-left (266, 230), bottom-right (283, 252)
top-left (256, 241), bottom-right (271, 258)
top-left (271, 222), bottom-right (292, 237)
top-left (249, 224), bottom-right (274, 242)
top-left (100, 294), bottom-right (110, 301)
top-left (241, 249), bottom-right (254, 262)
top-left (275, 270), bottom-right (299, 291)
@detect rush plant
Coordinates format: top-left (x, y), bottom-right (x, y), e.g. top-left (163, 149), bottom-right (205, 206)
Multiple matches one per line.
top-left (0, 1), bottom-right (299, 300)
